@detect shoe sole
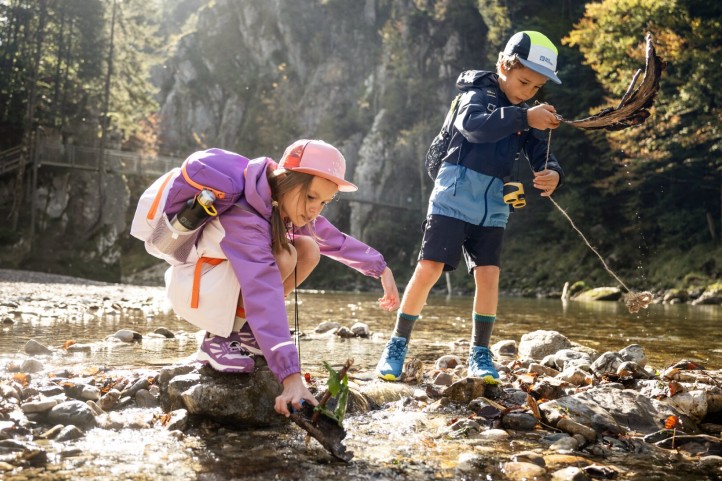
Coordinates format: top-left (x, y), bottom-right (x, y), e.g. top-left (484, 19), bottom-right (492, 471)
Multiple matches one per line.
top-left (197, 352), bottom-right (254, 373)
top-left (376, 371), bottom-right (400, 381)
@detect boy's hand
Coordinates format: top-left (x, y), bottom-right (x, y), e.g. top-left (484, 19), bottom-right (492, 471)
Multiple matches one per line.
top-left (527, 104), bottom-right (560, 130)
top-left (533, 169), bottom-right (560, 197)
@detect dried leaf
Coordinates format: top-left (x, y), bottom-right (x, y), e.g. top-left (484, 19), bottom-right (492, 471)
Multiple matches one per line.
top-left (12, 373), bottom-right (29, 386)
top-left (526, 394), bottom-right (542, 421)
top-left (664, 415), bottom-right (681, 429)
top-left (668, 381), bottom-right (684, 397)
top-left (63, 340), bottom-right (76, 350)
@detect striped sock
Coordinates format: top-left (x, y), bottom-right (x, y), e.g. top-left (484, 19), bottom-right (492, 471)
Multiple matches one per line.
top-left (472, 313), bottom-right (496, 347)
top-left (392, 312), bottom-right (418, 339)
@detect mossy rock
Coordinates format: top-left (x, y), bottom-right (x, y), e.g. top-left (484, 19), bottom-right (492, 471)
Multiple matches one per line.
top-left (573, 287), bottom-right (622, 302)
top-left (692, 282), bottom-right (722, 305)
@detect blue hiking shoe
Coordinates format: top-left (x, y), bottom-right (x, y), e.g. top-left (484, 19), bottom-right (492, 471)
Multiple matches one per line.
top-left (467, 346), bottom-right (500, 383)
top-left (375, 336), bottom-right (409, 381)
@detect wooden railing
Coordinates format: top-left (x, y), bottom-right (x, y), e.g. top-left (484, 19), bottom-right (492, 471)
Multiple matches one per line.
top-left (0, 146), bottom-right (24, 176)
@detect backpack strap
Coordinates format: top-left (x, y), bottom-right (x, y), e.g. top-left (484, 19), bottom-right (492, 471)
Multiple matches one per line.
top-left (146, 171), bottom-right (175, 221)
top-left (192, 257), bottom-right (226, 308)
top-left (181, 161), bottom-right (228, 200)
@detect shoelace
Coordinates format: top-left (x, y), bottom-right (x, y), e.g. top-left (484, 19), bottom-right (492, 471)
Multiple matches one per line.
top-left (386, 338), bottom-right (407, 360)
top-left (472, 348), bottom-right (494, 369)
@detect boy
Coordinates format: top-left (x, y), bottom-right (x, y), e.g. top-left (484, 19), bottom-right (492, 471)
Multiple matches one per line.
top-left (376, 31), bottom-right (564, 382)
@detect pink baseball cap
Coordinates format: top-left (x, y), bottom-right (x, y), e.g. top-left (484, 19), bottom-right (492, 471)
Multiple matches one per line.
top-left (277, 139), bottom-right (358, 192)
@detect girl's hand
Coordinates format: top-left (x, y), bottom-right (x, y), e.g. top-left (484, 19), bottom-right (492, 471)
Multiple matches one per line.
top-left (378, 267), bottom-right (400, 311)
top-left (533, 169), bottom-right (560, 197)
top-left (274, 373), bottom-right (318, 417)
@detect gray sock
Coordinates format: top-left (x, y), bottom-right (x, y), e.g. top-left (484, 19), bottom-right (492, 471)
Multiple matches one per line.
top-left (392, 312), bottom-right (418, 339)
top-left (472, 313), bottom-right (496, 347)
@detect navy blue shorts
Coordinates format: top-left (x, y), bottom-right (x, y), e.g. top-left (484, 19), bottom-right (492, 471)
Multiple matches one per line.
top-left (418, 214), bottom-right (504, 273)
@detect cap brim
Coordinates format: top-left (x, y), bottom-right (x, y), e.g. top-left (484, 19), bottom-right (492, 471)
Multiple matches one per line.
top-left (519, 58), bottom-right (562, 84)
top-left (285, 166), bottom-right (358, 192)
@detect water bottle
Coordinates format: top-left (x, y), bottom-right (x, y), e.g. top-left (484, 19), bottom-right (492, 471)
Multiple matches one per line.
top-left (170, 189), bottom-right (217, 232)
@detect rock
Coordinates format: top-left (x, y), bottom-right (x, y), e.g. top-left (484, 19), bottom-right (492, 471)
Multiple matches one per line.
top-left (24, 339), bottom-right (53, 356)
top-left (176, 365), bottom-right (284, 427)
top-left (557, 418), bottom-right (598, 442)
top-left (98, 389), bottom-right (121, 411)
top-left (433, 372), bottom-right (454, 386)
top-left (492, 339), bottom-right (517, 357)
top-left (153, 327), bottom-right (175, 338)
top-left (335, 326), bottom-right (354, 338)
top-left (54, 425), bottom-right (85, 442)
top-left (551, 466), bottom-right (590, 481)
top-left (21, 398), bottom-right (58, 414)
top-left (20, 358), bottom-right (44, 373)
top-left (350, 322), bottom-right (369, 337)
top-left (510, 450), bottom-right (545, 467)
top-left (443, 377), bottom-right (489, 404)
top-left (314, 321), bottom-right (341, 333)
top-left (518, 330), bottom-right (573, 360)
top-left (110, 329), bottom-right (142, 342)
top-left (456, 452), bottom-right (486, 471)
top-left (692, 283), bottom-right (722, 305)
top-left (502, 461), bottom-right (546, 480)
top-left (573, 287), bottom-right (622, 302)
top-left (591, 352), bottom-right (623, 376)
top-left (554, 349), bottom-right (592, 371)
top-left (502, 412), bottom-right (538, 431)
top-left (47, 400), bottom-right (97, 430)
top-left (135, 389), bottom-right (159, 408)
top-left (80, 385), bottom-right (101, 401)
top-left (435, 355), bottom-right (462, 369)
top-left (619, 344), bottom-right (647, 366)
top-left (617, 361), bottom-right (654, 379)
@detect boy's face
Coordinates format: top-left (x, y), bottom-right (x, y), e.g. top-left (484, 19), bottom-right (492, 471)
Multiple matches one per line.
top-left (498, 65), bottom-right (548, 105)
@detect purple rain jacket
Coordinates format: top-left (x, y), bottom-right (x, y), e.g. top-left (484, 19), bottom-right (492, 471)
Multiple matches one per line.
top-left (154, 149), bottom-right (387, 383)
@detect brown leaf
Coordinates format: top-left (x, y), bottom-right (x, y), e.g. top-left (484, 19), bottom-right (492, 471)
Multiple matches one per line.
top-left (668, 380), bottom-right (684, 397)
top-left (526, 394), bottom-right (542, 421)
top-left (63, 340), bottom-right (76, 350)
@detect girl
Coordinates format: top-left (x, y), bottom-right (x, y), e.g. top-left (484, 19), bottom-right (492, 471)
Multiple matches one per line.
top-left (142, 139), bottom-right (399, 417)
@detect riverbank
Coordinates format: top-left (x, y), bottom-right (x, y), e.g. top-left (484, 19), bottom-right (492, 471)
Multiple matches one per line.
top-left (1, 269), bottom-right (721, 480)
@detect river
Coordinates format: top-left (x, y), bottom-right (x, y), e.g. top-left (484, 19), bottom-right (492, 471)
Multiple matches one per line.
top-left (1, 276), bottom-right (720, 481)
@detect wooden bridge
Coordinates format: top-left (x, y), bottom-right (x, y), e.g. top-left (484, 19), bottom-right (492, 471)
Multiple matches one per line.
top-left (0, 143), bottom-right (420, 211)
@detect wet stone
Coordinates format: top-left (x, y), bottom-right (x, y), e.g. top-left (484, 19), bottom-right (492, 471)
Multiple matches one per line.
top-left (24, 339), bottom-right (53, 356)
top-left (47, 400), bottom-right (97, 430)
top-left (54, 425), bottom-right (84, 442)
top-left (502, 412), bottom-right (539, 431)
top-left (135, 389), bottom-right (159, 408)
top-left (20, 358), bottom-right (44, 373)
top-left (153, 327), bottom-right (175, 338)
top-left (550, 466), bottom-right (589, 481)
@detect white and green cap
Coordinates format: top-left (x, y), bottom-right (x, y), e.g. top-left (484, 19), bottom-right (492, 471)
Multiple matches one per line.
top-left (503, 31), bottom-right (561, 84)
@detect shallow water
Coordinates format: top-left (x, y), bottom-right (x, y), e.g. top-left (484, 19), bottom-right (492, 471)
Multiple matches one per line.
top-left (2, 284), bottom-right (721, 481)
top-left (3, 289), bottom-right (720, 371)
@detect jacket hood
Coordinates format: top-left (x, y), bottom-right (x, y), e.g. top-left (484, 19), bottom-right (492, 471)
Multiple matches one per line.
top-left (242, 156), bottom-right (276, 219)
top-left (456, 70), bottom-right (498, 92)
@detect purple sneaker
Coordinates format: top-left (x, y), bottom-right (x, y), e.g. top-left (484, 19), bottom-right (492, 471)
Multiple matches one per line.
top-left (197, 332), bottom-right (255, 373)
top-left (237, 322), bottom-right (262, 355)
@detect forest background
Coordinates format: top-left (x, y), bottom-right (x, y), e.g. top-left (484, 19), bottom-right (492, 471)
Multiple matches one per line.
top-left (0, 0), bottom-right (720, 297)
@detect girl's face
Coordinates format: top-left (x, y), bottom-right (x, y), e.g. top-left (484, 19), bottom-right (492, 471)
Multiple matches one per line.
top-left (280, 176), bottom-right (338, 227)
top-left (498, 65), bottom-right (548, 105)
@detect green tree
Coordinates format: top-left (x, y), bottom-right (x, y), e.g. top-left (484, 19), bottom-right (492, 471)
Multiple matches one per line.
top-left (565, 0), bottom-right (722, 284)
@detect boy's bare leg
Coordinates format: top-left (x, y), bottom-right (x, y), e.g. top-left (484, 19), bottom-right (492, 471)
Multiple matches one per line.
top-left (472, 266), bottom-right (500, 315)
top-left (399, 260), bottom-right (445, 315)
